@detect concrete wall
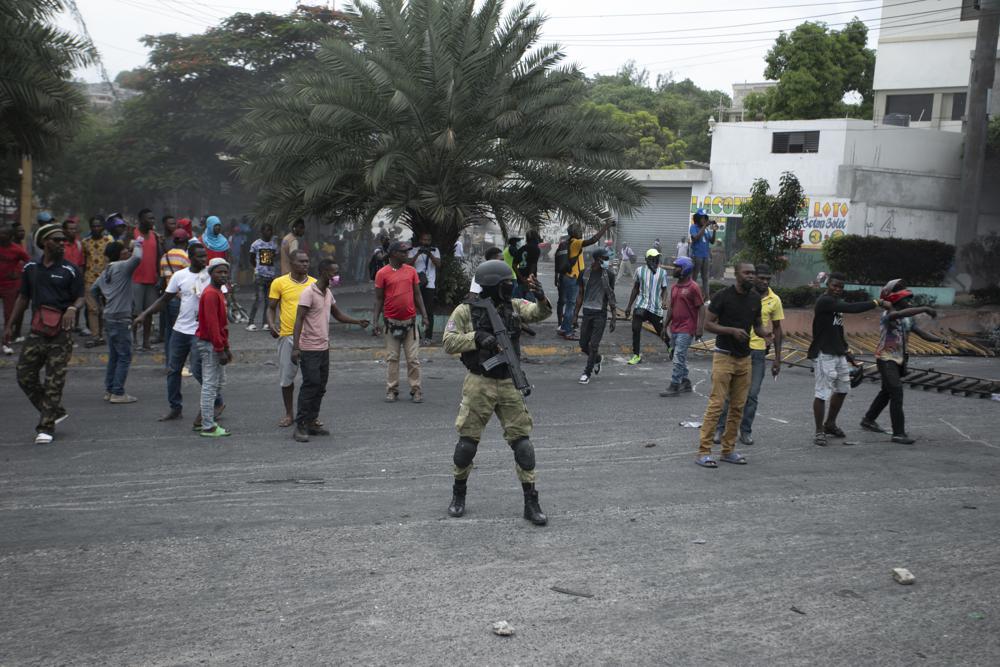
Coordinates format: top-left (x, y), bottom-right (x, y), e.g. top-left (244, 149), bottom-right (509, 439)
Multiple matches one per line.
top-left (838, 166), bottom-right (961, 243)
top-left (709, 121), bottom-right (852, 196)
top-left (843, 126), bottom-right (963, 175)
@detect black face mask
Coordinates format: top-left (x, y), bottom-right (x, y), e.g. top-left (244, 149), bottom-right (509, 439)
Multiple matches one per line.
top-left (498, 281), bottom-right (515, 302)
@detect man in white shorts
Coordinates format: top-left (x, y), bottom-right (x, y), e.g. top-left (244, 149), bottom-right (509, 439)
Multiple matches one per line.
top-left (267, 250), bottom-right (316, 427)
top-left (807, 272), bottom-right (886, 446)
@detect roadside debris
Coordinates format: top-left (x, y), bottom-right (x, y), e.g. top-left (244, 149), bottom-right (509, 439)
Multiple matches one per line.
top-left (790, 606), bottom-right (806, 615)
top-left (679, 421), bottom-right (703, 428)
top-left (492, 621), bottom-right (514, 636)
top-left (551, 586), bottom-right (594, 598)
top-left (892, 567), bottom-right (916, 585)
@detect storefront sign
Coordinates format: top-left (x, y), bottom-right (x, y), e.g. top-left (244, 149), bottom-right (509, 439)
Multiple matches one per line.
top-left (690, 195), bottom-right (849, 250)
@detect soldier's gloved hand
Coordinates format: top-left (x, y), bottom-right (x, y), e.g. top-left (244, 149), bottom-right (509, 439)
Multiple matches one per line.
top-left (474, 331), bottom-right (498, 352)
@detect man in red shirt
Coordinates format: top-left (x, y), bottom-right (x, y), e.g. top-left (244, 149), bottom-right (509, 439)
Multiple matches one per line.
top-left (660, 256), bottom-right (706, 398)
top-left (195, 258), bottom-right (232, 437)
top-left (62, 218), bottom-right (85, 332)
top-left (0, 221), bottom-right (30, 354)
top-left (373, 241), bottom-right (428, 403)
top-left (131, 208), bottom-right (161, 351)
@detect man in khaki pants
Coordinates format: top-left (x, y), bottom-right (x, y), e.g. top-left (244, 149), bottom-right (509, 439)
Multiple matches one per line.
top-left (695, 262), bottom-right (766, 468)
top-left (373, 241), bottom-right (428, 403)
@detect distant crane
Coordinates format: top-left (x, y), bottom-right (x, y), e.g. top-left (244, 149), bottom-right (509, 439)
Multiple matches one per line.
top-left (65, 0), bottom-right (119, 103)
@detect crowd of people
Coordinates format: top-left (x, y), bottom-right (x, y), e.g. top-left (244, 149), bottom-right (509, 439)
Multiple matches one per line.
top-left (1, 209), bottom-right (947, 522)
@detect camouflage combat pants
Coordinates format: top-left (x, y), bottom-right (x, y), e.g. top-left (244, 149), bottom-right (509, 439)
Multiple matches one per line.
top-left (454, 372), bottom-right (536, 483)
top-left (16, 331), bottom-right (73, 435)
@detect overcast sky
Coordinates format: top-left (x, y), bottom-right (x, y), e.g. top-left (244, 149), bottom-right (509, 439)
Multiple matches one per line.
top-left (64, 0), bottom-right (898, 95)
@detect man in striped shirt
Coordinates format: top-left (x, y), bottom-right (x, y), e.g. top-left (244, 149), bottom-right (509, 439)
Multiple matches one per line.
top-left (624, 248), bottom-right (670, 365)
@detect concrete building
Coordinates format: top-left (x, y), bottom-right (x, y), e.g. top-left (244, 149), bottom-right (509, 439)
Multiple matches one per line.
top-left (78, 82), bottom-right (139, 109)
top-left (719, 82), bottom-right (777, 122)
top-left (872, 0), bottom-right (1000, 131)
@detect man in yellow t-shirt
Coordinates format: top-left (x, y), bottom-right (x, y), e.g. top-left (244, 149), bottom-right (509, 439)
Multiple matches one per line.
top-left (556, 219), bottom-right (616, 339)
top-left (715, 264), bottom-right (784, 445)
top-left (266, 249), bottom-right (316, 427)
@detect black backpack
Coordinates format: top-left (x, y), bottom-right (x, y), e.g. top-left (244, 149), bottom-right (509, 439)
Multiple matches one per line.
top-left (554, 239), bottom-right (572, 275)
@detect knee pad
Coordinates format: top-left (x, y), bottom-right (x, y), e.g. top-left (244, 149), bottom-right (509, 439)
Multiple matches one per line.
top-left (453, 436), bottom-right (479, 469)
top-left (509, 437), bottom-right (535, 471)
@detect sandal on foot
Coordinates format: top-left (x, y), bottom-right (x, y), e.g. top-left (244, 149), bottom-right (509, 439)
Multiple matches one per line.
top-left (278, 416), bottom-right (294, 427)
top-left (824, 424), bottom-right (846, 438)
top-left (814, 432), bottom-right (828, 447)
top-left (720, 452), bottom-right (748, 465)
top-left (694, 455), bottom-right (718, 468)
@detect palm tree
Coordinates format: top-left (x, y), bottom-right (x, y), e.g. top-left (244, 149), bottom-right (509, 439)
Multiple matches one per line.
top-left (0, 0), bottom-right (96, 160)
top-left (230, 0), bottom-right (646, 250)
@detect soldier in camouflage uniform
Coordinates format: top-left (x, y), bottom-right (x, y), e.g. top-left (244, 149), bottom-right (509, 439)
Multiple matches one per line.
top-left (3, 223), bottom-right (84, 445)
top-left (442, 260), bottom-right (552, 525)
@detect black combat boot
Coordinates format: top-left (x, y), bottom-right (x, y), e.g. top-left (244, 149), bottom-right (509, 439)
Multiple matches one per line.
top-left (448, 480), bottom-right (467, 517)
top-left (521, 483), bottom-right (547, 526)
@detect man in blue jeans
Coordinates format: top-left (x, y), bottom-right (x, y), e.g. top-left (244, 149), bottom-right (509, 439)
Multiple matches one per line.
top-left (714, 265), bottom-right (784, 445)
top-left (92, 237), bottom-right (144, 403)
top-left (557, 219), bottom-right (615, 340)
top-left (688, 208), bottom-right (716, 299)
top-left (134, 243), bottom-right (222, 424)
top-left (660, 256), bottom-right (705, 397)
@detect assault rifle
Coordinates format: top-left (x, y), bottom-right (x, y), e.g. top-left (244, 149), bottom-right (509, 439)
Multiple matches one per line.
top-left (477, 298), bottom-right (532, 396)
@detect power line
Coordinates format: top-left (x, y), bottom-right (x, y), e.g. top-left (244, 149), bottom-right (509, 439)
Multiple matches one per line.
top-left (633, 15), bottom-right (961, 68)
top-left (555, 13), bottom-right (957, 50)
top-left (546, 0), bottom-right (885, 20)
top-left (549, 2), bottom-right (946, 43)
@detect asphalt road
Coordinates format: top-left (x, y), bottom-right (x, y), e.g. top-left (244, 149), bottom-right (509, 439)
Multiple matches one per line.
top-left (1, 352), bottom-right (998, 665)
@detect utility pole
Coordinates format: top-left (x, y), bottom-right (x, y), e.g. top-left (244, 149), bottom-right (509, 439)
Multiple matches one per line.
top-left (956, 4), bottom-right (1000, 289)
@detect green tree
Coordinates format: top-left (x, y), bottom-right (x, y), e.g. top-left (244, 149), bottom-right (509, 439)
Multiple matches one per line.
top-left (231, 0), bottom-right (646, 250)
top-left (737, 172), bottom-right (805, 272)
top-left (584, 104), bottom-right (687, 169)
top-left (1, 0), bottom-right (95, 162)
top-left (756, 19), bottom-right (875, 119)
top-left (583, 66), bottom-right (726, 163)
top-left (39, 6), bottom-right (353, 215)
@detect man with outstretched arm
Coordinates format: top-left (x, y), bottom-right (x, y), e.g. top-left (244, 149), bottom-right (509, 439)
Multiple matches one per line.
top-left (290, 259), bottom-right (369, 442)
top-left (809, 272), bottom-right (889, 446)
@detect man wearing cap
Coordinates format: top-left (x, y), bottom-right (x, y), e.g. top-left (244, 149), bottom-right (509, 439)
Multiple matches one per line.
top-left (158, 228), bottom-right (191, 362)
top-left (196, 258), bottom-right (233, 437)
top-left (689, 209), bottom-right (717, 298)
top-left (624, 248), bottom-right (671, 366)
top-left (861, 280), bottom-right (948, 445)
top-left (373, 240), bottom-right (428, 403)
top-left (573, 248), bottom-right (616, 385)
top-left (660, 256), bottom-right (706, 397)
top-left (714, 265), bottom-right (784, 444)
top-left (4, 223), bottom-right (84, 444)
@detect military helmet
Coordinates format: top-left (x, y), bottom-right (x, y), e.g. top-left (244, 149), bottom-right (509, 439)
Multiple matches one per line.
top-left (474, 259), bottom-right (514, 287)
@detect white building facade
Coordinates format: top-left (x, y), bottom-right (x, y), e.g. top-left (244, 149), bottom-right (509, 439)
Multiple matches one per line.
top-left (872, 0), bottom-right (1000, 131)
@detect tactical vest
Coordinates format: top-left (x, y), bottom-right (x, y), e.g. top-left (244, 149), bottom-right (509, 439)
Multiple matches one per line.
top-left (460, 299), bottom-right (521, 378)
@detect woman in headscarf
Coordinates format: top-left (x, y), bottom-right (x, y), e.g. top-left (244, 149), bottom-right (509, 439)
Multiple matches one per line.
top-left (201, 215), bottom-right (230, 262)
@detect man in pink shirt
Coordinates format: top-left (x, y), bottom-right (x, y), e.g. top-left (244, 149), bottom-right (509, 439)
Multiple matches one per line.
top-left (291, 259), bottom-right (369, 442)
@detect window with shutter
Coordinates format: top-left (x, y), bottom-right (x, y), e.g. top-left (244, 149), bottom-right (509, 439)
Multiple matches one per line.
top-left (772, 131), bottom-right (820, 154)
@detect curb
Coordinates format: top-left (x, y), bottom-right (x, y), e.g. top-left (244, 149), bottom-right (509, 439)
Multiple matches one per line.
top-left (0, 342), bottom-right (676, 369)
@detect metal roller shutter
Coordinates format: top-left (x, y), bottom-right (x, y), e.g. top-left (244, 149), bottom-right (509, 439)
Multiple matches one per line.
top-left (618, 186), bottom-right (692, 257)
